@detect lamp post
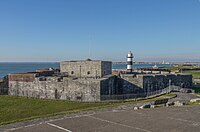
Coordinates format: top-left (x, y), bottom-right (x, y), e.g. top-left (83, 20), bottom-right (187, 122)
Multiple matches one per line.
top-left (169, 79), bottom-right (171, 93)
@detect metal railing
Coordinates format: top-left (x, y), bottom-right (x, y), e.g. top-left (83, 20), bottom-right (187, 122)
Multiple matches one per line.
top-left (101, 86), bottom-right (183, 101)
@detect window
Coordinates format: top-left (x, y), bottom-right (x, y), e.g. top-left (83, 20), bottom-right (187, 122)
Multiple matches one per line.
top-left (57, 78), bottom-right (63, 82)
top-left (71, 71), bottom-right (74, 74)
top-left (87, 71), bottom-right (90, 75)
top-left (55, 89), bottom-right (58, 99)
top-left (77, 96), bottom-right (82, 100)
top-left (39, 77), bottom-right (46, 81)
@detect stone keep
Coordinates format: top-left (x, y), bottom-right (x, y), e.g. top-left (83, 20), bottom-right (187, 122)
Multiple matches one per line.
top-left (60, 60), bottom-right (112, 78)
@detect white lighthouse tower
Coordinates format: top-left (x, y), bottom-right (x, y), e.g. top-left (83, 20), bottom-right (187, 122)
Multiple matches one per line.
top-left (127, 51), bottom-right (133, 73)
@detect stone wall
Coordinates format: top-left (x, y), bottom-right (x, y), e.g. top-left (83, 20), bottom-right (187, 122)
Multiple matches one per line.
top-left (101, 61), bottom-right (112, 77)
top-left (100, 75), bottom-right (119, 95)
top-left (0, 76), bottom-right (8, 95)
top-left (8, 75), bottom-right (118, 102)
top-left (7, 72), bottom-right (192, 102)
top-left (8, 73), bottom-right (38, 82)
top-left (60, 60), bottom-right (112, 78)
top-left (143, 74), bottom-right (192, 92)
top-left (8, 75), bottom-right (117, 102)
top-left (119, 74), bottom-right (144, 94)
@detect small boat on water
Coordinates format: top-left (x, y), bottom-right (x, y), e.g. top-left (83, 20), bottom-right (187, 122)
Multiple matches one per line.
top-left (152, 64), bottom-right (158, 69)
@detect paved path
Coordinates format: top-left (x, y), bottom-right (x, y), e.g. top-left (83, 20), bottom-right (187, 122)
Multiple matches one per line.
top-left (2, 92), bottom-right (200, 132)
top-left (9, 105), bottom-right (200, 132)
top-left (169, 92), bottom-right (199, 103)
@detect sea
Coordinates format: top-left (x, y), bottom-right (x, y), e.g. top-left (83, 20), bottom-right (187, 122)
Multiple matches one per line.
top-left (0, 62), bottom-right (172, 78)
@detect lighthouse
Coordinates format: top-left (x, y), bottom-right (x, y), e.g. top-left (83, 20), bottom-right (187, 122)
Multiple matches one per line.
top-left (127, 51), bottom-right (133, 73)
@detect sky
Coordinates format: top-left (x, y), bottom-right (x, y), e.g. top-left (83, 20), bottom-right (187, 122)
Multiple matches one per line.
top-left (0, 0), bottom-right (200, 62)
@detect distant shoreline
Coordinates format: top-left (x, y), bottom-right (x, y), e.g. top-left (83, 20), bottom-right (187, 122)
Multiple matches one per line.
top-left (0, 63), bottom-right (172, 78)
top-left (113, 62), bottom-right (200, 65)
top-left (0, 61), bottom-right (200, 65)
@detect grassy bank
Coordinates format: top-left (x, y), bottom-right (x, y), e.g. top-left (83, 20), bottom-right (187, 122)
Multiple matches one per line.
top-left (161, 65), bottom-right (200, 70)
top-left (161, 66), bottom-right (200, 77)
top-left (0, 96), bottom-right (113, 125)
top-left (0, 94), bottom-right (176, 126)
top-left (183, 71), bottom-right (200, 78)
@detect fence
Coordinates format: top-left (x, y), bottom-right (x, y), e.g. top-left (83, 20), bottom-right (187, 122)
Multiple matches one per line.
top-left (101, 85), bottom-right (183, 101)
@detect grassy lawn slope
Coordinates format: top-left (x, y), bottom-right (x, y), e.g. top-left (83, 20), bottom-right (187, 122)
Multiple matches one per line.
top-left (0, 94), bottom-right (176, 126)
top-left (0, 96), bottom-right (114, 125)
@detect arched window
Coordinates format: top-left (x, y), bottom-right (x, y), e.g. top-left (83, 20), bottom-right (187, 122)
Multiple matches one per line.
top-left (87, 71), bottom-right (90, 75)
top-left (55, 89), bottom-right (58, 99)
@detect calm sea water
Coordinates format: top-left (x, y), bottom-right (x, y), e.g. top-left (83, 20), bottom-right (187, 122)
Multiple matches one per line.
top-left (0, 62), bottom-right (171, 77)
top-left (0, 62), bottom-right (59, 77)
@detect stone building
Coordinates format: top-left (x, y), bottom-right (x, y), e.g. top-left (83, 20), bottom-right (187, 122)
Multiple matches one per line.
top-left (60, 60), bottom-right (112, 78)
top-left (9, 75), bottom-right (118, 102)
top-left (8, 60), bottom-right (116, 102)
top-left (7, 60), bottom-right (193, 102)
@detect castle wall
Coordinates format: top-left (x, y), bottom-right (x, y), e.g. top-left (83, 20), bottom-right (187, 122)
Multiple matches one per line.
top-left (143, 74), bottom-right (192, 92)
top-left (0, 76), bottom-right (8, 95)
top-left (143, 75), bottom-right (167, 92)
top-left (101, 61), bottom-right (112, 77)
top-left (120, 74), bottom-right (144, 94)
top-left (100, 75), bottom-right (119, 95)
top-left (120, 74), bottom-right (192, 94)
top-left (7, 69), bottom-right (192, 102)
top-left (8, 75), bottom-right (118, 102)
top-left (8, 76), bottom-right (104, 102)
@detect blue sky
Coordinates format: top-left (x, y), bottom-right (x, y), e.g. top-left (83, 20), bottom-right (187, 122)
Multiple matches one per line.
top-left (0, 0), bottom-right (200, 62)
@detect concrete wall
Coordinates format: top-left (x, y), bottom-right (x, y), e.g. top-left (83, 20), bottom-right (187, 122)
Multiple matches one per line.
top-left (60, 60), bottom-right (112, 78)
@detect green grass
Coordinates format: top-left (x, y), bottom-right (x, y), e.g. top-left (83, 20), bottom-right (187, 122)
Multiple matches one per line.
top-left (0, 94), bottom-right (176, 126)
top-left (192, 87), bottom-right (200, 94)
top-left (160, 65), bottom-right (200, 79)
top-left (183, 72), bottom-right (200, 78)
top-left (185, 100), bottom-right (200, 105)
top-left (0, 96), bottom-right (114, 125)
top-left (161, 65), bottom-right (200, 72)
top-left (134, 93), bottom-right (176, 103)
top-left (161, 66), bottom-right (195, 70)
